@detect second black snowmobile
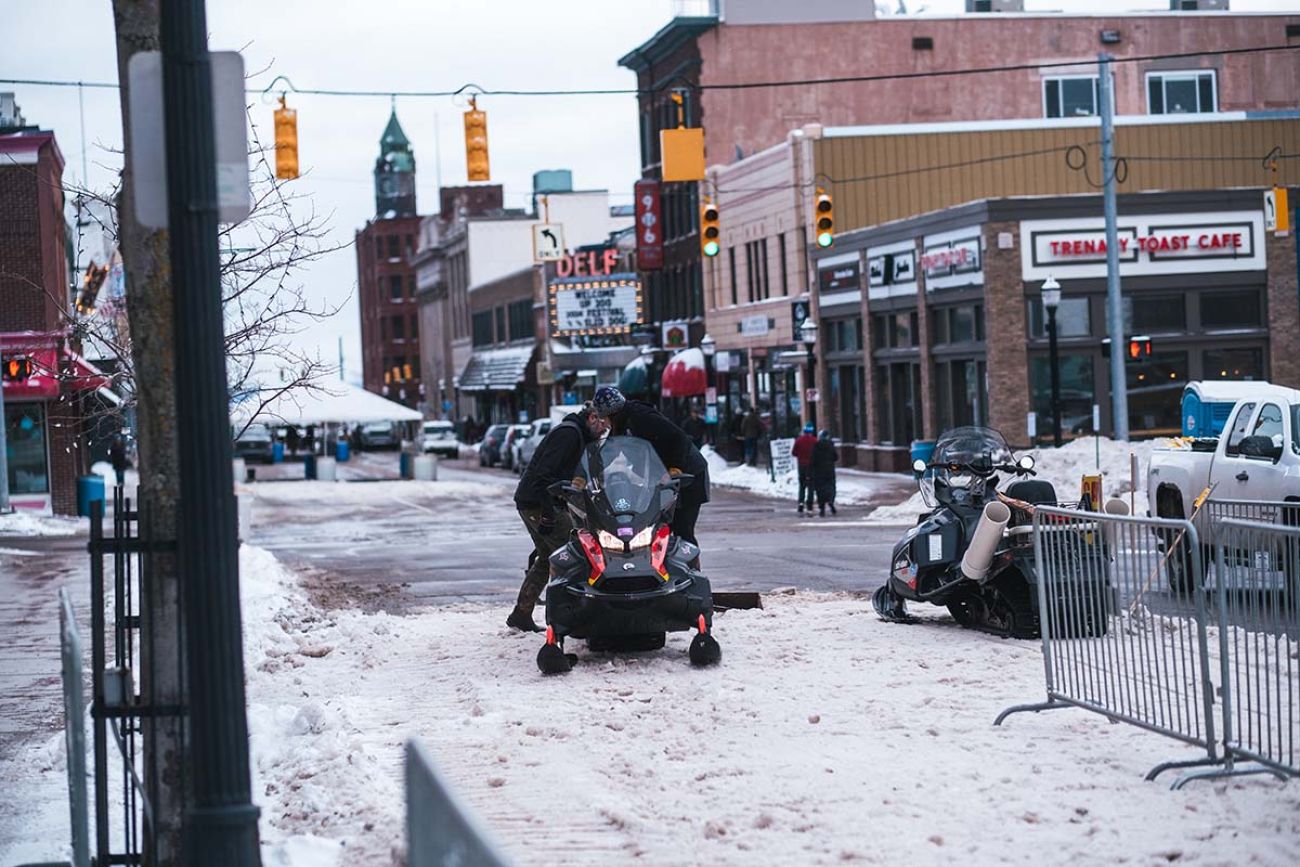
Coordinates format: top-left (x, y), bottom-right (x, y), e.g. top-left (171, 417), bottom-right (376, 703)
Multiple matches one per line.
top-left (873, 426), bottom-right (1110, 638)
top-left (536, 435), bottom-right (721, 674)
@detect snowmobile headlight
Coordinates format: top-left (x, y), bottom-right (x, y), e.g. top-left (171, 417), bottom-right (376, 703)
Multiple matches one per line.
top-left (597, 530), bottom-right (623, 551)
top-left (627, 526), bottom-right (655, 550)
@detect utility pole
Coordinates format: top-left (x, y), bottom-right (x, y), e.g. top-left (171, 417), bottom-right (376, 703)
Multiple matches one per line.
top-left (159, 1), bottom-right (261, 864)
top-left (0, 376), bottom-right (10, 513)
top-left (1099, 53), bottom-right (1129, 441)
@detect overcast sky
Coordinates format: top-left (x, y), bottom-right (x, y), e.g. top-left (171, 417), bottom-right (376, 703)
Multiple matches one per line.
top-left (4, 0), bottom-right (1297, 382)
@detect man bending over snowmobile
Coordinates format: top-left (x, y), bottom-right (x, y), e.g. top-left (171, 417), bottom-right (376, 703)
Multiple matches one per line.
top-left (590, 386), bottom-right (710, 567)
top-left (508, 403), bottom-right (609, 632)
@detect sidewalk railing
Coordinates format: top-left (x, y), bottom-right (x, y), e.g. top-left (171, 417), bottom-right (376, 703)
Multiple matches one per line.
top-left (406, 740), bottom-right (510, 867)
top-left (997, 504), bottom-right (1298, 788)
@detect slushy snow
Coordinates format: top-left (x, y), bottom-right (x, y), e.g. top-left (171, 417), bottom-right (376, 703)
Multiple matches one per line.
top-left (702, 445), bottom-right (907, 506)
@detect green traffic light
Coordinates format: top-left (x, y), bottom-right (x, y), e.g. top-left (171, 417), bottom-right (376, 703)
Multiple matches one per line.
top-left (816, 232), bottom-right (833, 248)
top-left (703, 241), bottom-right (720, 257)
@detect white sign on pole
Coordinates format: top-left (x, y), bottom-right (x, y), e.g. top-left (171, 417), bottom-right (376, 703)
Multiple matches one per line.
top-left (769, 437), bottom-right (796, 478)
top-left (127, 50), bottom-right (251, 229)
top-left (533, 223), bottom-right (566, 262)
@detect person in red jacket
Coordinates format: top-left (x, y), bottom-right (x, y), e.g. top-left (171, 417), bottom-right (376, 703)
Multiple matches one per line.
top-left (791, 422), bottom-right (817, 515)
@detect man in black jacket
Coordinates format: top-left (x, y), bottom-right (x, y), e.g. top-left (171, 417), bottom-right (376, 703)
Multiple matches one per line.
top-left (591, 387), bottom-right (709, 562)
top-left (508, 404), bottom-right (608, 632)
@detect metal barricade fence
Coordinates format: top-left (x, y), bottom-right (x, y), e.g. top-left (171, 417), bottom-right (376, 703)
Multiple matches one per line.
top-left (1201, 518), bottom-right (1299, 783)
top-left (406, 740), bottom-right (510, 867)
top-left (996, 507), bottom-right (1223, 782)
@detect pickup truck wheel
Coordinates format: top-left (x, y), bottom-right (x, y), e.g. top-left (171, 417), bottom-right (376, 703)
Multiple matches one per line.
top-left (1157, 488), bottom-right (1195, 596)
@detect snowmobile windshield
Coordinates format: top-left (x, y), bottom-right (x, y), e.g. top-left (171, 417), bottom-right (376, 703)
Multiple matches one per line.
top-left (931, 426), bottom-right (1013, 475)
top-left (580, 436), bottom-right (673, 524)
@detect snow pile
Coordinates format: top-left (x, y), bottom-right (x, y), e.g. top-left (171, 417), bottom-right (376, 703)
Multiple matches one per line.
top-left (871, 437), bottom-right (1159, 523)
top-left (0, 509), bottom-right (81, 537)
top-left (703, 446), bottom-right (909, 507)
top-left (247, 479), bottom-right (498, 505)
top-left (4, 544), bottom-right (1298, 866)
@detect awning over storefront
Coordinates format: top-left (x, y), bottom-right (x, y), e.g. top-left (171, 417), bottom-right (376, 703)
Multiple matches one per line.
top-left (660, 347), bottom-right (707, 398)
top-left (459, 344), bottom-right (535, 393)
top-left (230, 380), bottom-right (422, 427)
top-left (618, 355), bottom-right (649, 396)
top-left (549, 341), bottom-right (640, 377)
top-left (1, 332), bottom-right (110, 401)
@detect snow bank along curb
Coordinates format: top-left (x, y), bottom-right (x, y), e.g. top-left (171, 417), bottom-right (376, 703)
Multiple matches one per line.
top-left (702, 445), bottom-right (908, 507)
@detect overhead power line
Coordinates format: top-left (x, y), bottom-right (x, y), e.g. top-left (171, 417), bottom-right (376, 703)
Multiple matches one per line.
top-left (2, 43), bottom-right (1298, 99)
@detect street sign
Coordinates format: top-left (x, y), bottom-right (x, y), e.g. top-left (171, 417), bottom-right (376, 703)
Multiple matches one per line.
top-left (127, 50), bottom-right (250, 228)
top-left (532, 223), bottom-right (566, 262)
top-left (770, 438), bottom-right (796, 479)
top-left (1265, 187), bottom-right (1290, 234)
top-left (634, 179), bottom-right (663, 270)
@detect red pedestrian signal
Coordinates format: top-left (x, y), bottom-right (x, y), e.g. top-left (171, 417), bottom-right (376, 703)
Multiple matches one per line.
top-left (2, 355), bottom-right (32, 382)
top-left (1127, 336), bottom-right (1152, 360)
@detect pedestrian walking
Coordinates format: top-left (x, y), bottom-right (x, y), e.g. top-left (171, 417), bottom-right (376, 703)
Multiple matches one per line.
top-left (791, 422), bottom-right (817, 514)
top-left (741, 408), bottom-right (763, 467)
top-left (591, 386), bottom-right (710, 564)
top-left (285, 425), bottom-right (301, 455)
top-left (681, 404), bottom-right (707, 449)
top-left (509, 403), bottom-right (609, 632)
top-left (812, 429), bottom-right (838, 517)
top-left (108, 433), bottom-right (130, 488)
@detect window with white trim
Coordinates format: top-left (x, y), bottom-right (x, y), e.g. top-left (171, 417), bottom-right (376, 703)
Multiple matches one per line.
top-left (1043, 76), bottom-right (1101, 118)
top-left (1146, 70), bottom-right (1217, 115)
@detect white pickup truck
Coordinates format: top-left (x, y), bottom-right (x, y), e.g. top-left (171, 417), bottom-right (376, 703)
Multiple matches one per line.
top-left (1148, 384), bottom-right (1300, 519)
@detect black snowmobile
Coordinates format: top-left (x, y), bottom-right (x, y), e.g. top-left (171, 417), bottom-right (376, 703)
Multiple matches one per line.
top-left (537, 435), bottom-right (721, 674)
top-left (872, 426), bottom-right (1108, 639)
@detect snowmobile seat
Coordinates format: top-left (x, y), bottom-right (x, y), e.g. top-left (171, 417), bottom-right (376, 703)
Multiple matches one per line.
top-left (1005, 479), bottom-right (1057, 507)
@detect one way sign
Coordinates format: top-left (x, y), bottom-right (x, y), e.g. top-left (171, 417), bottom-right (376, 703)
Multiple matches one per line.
top-left (533, 223), bottom-right (566, 263)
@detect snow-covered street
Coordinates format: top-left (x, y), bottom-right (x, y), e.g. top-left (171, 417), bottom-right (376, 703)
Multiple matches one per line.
top-left (3, 455), bottom-right (1298, 866)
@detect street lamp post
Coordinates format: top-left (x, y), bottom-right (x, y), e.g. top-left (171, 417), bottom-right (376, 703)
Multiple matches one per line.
top-left (1041, 276), bottom-right (1063, 448)
top-left (700, 333), bottom-right (716, 445)
top-left (800, 317), bottom-right (818, 430)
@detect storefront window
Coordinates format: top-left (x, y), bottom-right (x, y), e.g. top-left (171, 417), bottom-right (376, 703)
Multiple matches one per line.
top-left (877, 362), bottom-right (921, 445)
top-left (1128, 351), bottom-right (1188, 435)
top-left (1030, 354), bottom-right (1095, 440)
top-left (1201, 290), bottom-right (1262, 330)
top-left (1203, 347), bottom-right (1263, 380)
top-left (1027, 297), bottom-right (1090, 338)
top-left (5, 402), bottom-right (49, 495)
top-left (932, 304), bottom-right (983, 345)
top-left (935, 359), bottom-right (988, 431)
top-left (831, 364), bottom-right (865, 442)
top-left (872, 312), bottom-right (917, 349)
top-left (1123, 294), bottom-right (1185, 333)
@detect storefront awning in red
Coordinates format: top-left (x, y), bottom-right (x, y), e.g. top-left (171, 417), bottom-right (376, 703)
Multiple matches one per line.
top-left (1, 333), bottom-right (110, 401)
top-left (660, 347), bottom-right (707, 398)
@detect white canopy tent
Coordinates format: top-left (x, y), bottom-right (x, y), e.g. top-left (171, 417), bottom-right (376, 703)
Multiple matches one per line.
top-left (230, 381), bottom-right (422, 428)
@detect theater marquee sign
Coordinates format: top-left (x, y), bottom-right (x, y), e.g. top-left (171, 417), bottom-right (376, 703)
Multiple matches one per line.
top-left (1020, 211), bottom-right (1265, 281)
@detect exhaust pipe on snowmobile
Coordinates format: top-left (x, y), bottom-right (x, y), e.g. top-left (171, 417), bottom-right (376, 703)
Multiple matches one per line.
top-left (960, 501), bottom-right (1011, 582)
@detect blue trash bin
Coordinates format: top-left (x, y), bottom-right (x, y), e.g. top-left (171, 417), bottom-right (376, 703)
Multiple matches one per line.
top-left (272, 441), bottom-right (285, 463)
top-left (77, 474), bottom-right (105, 517)
top-left (335, 439), bottom-right (350, 463)
top-left (909, 440), bottom-right (937, 477)
top-left (399, 452), bottom-right (413, 480)
top-left (304, 452), bottom-right (317, 480)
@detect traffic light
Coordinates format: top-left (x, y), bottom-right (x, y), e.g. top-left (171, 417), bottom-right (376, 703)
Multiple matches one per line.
top-left (1127, 336), bottom-right (1152, 361)
top-left (274, 95), bottom-right (299, 180)
top-left (2, 355), bottom-right (32, 383)
top-left (700, 199), bottom-right (720, 258)
top-left (814, 189), bottom-right (834, 248)
top-left (464, 97), bottom-right (490, 183)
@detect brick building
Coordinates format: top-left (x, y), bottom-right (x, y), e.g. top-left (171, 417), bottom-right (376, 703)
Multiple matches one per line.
top-left (706, 111), bottom-right (1300, 457)
top-left (355, 110), bottom-right (423, 408)
top-left (1, 123), bottom-right (104, 514)
top-left (618, 1), bottom-right (1300, 418)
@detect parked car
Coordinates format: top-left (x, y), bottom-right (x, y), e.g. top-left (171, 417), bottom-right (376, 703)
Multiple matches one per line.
top-left (478, 423), bottom-right (511, 467)
top-left (420, 420), bottom-right (459, 458)
top-left (1149, 383), bottom-right (1300, 517)
top-left (500, 424), bottom-right (531, 471)
top-left (514, 418), bottom-right (553, 475)
top-left (359, 421), bottom-right (400, 450)
top-left (233, 423), bottom-right (274, 463)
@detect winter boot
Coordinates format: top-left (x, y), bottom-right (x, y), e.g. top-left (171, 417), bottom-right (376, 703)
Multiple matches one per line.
top-left (819, 506), bottom-right (825, 517)
top-left (798, 503), bottom-right (804, 514)
top-left (829, 503), bottom-right (837, 515)
top-left (507, 607), bottom-right (544, 633)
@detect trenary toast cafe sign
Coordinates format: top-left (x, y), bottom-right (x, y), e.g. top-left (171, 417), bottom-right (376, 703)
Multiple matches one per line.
top-left (1020, 211), bottom-right (1264, 280)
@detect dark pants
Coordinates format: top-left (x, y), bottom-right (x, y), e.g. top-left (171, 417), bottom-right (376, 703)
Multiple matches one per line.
top-left (515, 505), bottom-right (573, 616)
top-left (797, 466), bottom-right (814, 510)
top-left (743, 437), bottom-right (758, 466)
top-left (671, 492), bottom-right (703, 548)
